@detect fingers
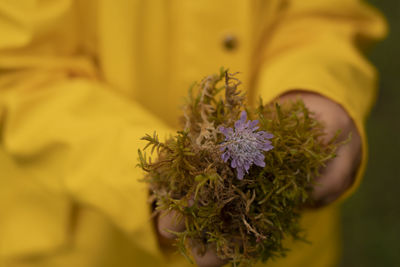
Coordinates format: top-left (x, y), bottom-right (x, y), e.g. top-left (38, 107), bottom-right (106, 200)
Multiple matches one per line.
top-left (157, 210), bottom-right (185, 240)
top-left (191, 243), bottom-right (229, 267)
top-left (157, 198), bottom-right (194, 239)
top-left (157, 210), bottom-right (228, 267)
top-left (277, 91), bottom-right (362, 206)
top-left (306, 94), bottom-right (362, 205)
top-left (312, 133), bottom-right (361, 205)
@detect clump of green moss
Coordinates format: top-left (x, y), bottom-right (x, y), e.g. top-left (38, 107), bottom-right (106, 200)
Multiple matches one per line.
top-left (137, 69), bottom-right (339, 266)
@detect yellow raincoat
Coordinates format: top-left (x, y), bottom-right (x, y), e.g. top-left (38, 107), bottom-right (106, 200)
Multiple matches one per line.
top-left (0, 1), bottom-right (386, 266)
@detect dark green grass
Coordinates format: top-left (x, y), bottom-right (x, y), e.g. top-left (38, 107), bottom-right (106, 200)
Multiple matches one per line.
top-left (340, 1), bottom-right (400, 266)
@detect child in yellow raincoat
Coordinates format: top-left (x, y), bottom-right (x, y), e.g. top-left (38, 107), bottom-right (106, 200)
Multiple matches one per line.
top-left (0, 1), bottom-right (386, 266)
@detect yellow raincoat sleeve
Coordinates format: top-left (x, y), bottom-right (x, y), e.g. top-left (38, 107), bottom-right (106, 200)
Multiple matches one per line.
top-left (0, 1), bottom-right (166, 259)
top-left (254, 0), bottom-right (387, 202)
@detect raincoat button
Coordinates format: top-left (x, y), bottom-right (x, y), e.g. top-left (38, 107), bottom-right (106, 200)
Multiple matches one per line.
top-left (223, 34), bottom-right (238, 51)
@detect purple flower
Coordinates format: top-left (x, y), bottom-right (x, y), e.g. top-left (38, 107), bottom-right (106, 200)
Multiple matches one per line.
top-left (219, 111), bottom-right (274, 180)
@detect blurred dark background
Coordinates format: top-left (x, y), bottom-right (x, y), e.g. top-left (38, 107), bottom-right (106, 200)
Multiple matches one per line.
top-left (340, 1), bottom-right (400, 266)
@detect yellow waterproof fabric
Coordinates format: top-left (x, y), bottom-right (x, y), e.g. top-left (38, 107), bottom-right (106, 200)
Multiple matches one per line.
top-left (0, 1), bottom-right (386, 266)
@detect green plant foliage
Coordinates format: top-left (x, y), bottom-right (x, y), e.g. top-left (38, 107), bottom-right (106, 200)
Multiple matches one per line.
top-left (137, 69), bottom-right (339, 266)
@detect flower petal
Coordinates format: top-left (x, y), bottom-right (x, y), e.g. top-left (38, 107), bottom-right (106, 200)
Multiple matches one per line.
top-left (219, 110), bottom-right (274, 180)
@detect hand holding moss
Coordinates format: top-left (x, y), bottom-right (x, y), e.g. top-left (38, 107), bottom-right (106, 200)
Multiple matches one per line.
top-left (278, 91), bottom-right (362, 206)
top-left (138, 69), bottom-right (351, 266)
